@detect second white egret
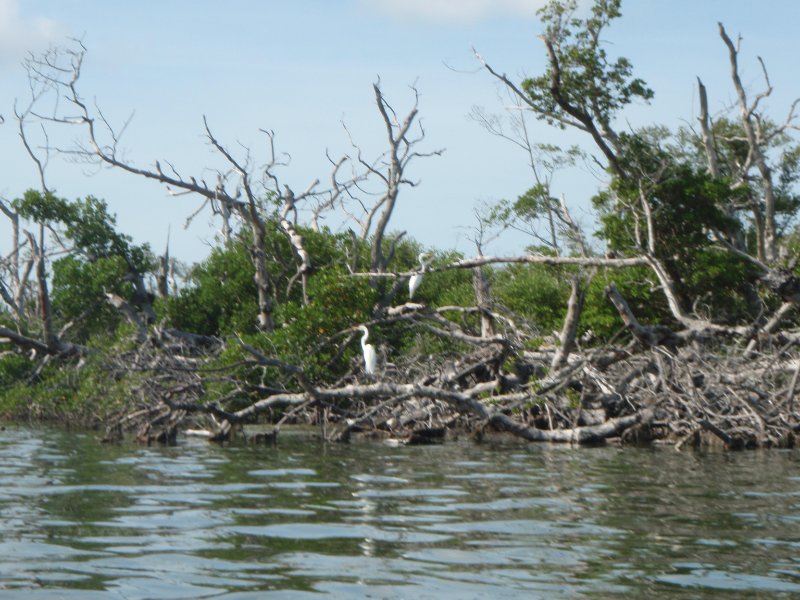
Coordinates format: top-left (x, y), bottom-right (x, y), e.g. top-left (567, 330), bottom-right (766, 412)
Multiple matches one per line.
top-left (409, 252), bottom-right (432, 299)
top-left (358, 325), bottom-right (376, 375)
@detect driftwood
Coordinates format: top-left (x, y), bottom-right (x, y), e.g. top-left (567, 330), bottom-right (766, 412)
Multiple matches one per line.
top-left (95, 271), bottom-right (800, 451)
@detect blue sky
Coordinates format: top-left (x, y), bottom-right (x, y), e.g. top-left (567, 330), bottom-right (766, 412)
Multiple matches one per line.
top-left (1, 0), bottom-right (798, 263)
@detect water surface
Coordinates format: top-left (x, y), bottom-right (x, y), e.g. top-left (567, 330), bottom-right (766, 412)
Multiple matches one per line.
top-left (0, 426), bottom-right (798, 598)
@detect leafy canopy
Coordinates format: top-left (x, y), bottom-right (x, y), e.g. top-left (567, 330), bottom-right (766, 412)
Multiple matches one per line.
top-left (523, 0), bottom-right (653, 132)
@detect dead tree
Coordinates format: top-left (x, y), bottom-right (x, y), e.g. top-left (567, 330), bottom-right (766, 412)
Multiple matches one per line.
top-left (694, 24), bottom-right (800, 264)
top-left (20, 43), bottom-right (447, 325)
top-left (718, 24), bottom-right (778, 263)
top-left (0, 199), bottom-right (33, 322)
top-left (342, 82), bottom-right (444, 273)
top-left (0, 67), bottom-right (87, 358)
top-left (19, 42), bottom-right (327, 332)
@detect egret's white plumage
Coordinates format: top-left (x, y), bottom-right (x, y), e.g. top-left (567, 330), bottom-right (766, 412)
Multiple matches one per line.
top-left (408, 272), bottom-right (423, 299)
top-left (358, 325), bottom-right (376, 375)
top-left (409, 252), bottom-right (431, 299)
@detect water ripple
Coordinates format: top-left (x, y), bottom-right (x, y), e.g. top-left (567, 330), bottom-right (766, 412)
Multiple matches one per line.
top-left (0, 427), bottom-right (798, 598)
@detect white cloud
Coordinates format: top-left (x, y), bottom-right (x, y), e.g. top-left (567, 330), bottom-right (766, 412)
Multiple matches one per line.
top-left (0, 0), bottom-right (63, 63)
top-left (365, 0), bottom-right (546, 23)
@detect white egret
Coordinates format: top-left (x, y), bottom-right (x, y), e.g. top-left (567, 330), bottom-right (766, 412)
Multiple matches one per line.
top-left (358, 325), bottom-right (377, 375)
top-left (408, 252), bottom-right (432, 299)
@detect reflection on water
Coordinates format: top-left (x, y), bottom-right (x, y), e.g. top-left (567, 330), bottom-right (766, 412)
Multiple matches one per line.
top-left (0, 426), bottom-right (798, 598)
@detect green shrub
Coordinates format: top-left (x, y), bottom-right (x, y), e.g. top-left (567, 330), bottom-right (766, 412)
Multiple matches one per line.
top-left (493, 264), bottom-right (570, 333)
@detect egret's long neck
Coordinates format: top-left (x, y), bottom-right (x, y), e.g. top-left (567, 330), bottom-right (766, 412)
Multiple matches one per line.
top-left (361, 329), bottom-right (369, 346)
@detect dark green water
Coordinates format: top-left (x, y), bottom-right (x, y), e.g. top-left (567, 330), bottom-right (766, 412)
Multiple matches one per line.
top-left (0, 426), bottom-right (798, 599)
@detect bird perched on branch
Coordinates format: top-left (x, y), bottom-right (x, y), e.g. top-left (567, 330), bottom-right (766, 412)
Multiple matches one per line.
top-left (358, 325), bottom-right (376, 375)
top-left (409, 252), bottom-right (432, 299)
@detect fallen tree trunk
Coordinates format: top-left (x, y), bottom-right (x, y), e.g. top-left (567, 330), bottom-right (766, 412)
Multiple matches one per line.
top-left (489, 408), bottom-right (654, 444)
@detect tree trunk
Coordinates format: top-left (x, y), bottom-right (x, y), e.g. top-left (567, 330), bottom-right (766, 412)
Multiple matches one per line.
top-left (472, 266), bottom-right (495, 338)
top-left (250, 221), bottom-right (274, 332)
top-left (719, 23), bottom-right (778, 262)
top-left (551, 276), bottom-right (586, 371)
top-left (31, 227), bottom-right (55, 348)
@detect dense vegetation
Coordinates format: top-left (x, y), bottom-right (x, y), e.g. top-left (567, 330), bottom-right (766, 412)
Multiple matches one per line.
top-left (2, 0), bottom-right (800, 449)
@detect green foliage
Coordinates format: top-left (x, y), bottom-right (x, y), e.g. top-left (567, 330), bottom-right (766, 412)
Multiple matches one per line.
top-left (598, 162), bottom-right (740, 256)
top-left (162, 225), bottom-right (372, 336)
top-left (592, 133), bottom-right (759, 319)
top-left (409, 250), bottom-right (473, 307)
top-left (673, 117), bottom-right (800, 247)
top-left (493, 264), bottom-right (569, 333)
top-left (14, 191), bottom-right (150, 269)
top-left (685, 250), bottom-right (754, 316)
top-left (13, 189), bottom-right (73, 225)
top-left (270, 268), bottom-right (377, 381)
top-left (510, 1), bottom-right (785, 328)
top-left (580, 267), bottom-right (665, 339)
top-left (0, 349), bottom-right (133, 422)
top-left (678, 118), bottom-right (800, 218)
top-left (51, 255), bottom-right (132, 340)
top-left (14, 189), bottom-right (154, 340)
top-left (0, 352), bottom-right (34, 388)
top-left (777, 142), bottom-right (800, 220)
top-left (484, 145), bottom-right (585, 250)
top-left (523, 0), bottom-right (652, 131)
top-left (203, 265), bottom-right (379, 403)
top-left (164, 240), bottom-right (258, 336)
